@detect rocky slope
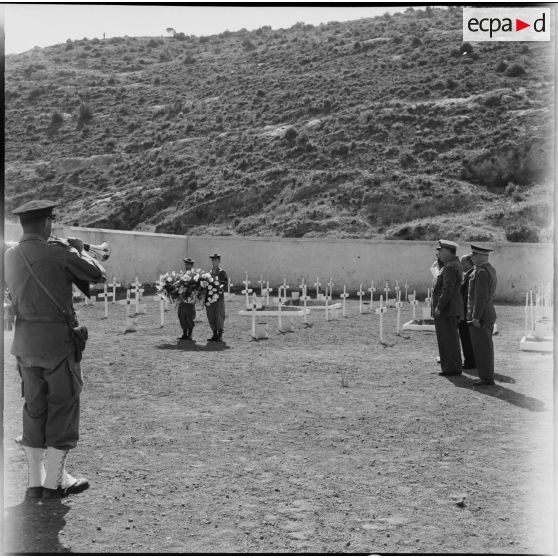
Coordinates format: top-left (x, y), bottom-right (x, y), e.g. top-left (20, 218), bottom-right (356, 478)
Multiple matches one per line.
top-left (4, 7), bottom-right (554, 241)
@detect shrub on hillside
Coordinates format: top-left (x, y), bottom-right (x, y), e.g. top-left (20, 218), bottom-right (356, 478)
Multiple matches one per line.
top-left (505, 223), bottom-right (539, 242)
top-left (495, 60), bottom-right (508, 72)
top-left (506, 63), bottom-right (526, 77)
top-left (284, 127), bottom-right (297, 142)
top-left (459, 42), bottom-right (474, 55)
top-left (77, 102), bottom-right (93, 129)
top-left (27, 87), bottom-right (43, 101)
top-left (445, 77), bottom-right (458, 89)
top-left (50, 111), bottom-right (64, 126)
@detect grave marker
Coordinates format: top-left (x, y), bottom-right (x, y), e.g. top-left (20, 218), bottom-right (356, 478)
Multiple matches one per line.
top-left (340, 285), bottom-right (349, 317)
top-left (327, 277), bottom-right (334, 301)
top-left (96, 283), bottom-right (110, 318)
top-left (225, 278), bottom-right (235, 301)
top-left (242, 273), bottom-right (253, 309)
top-left (375, 295), bottom-right (388, 344)
top-left (368, 281), bottom-right (376, 310)
top-left (119, 289), bottom-right (137, 332)
top-left (357, 284), bottom-right (365, 314)
top-left (130, 279), bottom-right (146, 315)
top-left (314, 277), bottom-right (321, 300)
top-left (300, 284), bottom-right (310, 325)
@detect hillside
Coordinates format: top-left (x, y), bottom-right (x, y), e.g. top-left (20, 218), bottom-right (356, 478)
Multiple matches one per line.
top-left (4, 7), bottom-right (554, 241)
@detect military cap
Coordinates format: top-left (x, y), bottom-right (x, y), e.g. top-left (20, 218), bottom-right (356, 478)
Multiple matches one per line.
top-left (470, 244), bottom-right (493, 255)
top-left (437, 239), bottom-right (459, 250)
top-left (209, 253), bottom-right (221, 259)
top-left (12, 199), bottom-right (58, 216)
top-left (183, 257), bottom-right (195, 264)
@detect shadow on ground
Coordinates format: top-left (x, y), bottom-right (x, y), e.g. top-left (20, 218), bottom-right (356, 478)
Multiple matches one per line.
top-left (156, 341), bottom-right (230, 352)
top-left (3, 498), bottom-right (71, 554)
top-left (446, 374), bottom-right (546, 412)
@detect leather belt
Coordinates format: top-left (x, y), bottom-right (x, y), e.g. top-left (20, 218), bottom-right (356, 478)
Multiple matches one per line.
top-left (16, 314), bottom-right (67, 323)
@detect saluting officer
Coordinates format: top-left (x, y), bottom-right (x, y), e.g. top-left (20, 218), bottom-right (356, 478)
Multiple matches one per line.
top-left (206, 253), bottom-right (228, 342)
top-left (177, 257), bottom-right (196, 341)
top-left (432, 239), bottom-right (464, 376)
top-left (4, 199), bottom-right (107, 499)
top-left (467, 244), bottom-right (498, 387)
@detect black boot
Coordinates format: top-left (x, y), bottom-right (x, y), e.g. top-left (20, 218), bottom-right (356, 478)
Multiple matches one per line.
top-left (186, 327), bottom-right (193, 340)
top-left (177, 330), bottom-right (188, 340)
top-left (208, 330), bottom-right (218, 341)
top-left (216, 329), bottom-right (223, 342)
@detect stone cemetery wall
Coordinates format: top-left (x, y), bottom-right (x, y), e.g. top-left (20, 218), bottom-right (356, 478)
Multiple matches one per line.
top-left (4, 221), bottom-right (552, 302)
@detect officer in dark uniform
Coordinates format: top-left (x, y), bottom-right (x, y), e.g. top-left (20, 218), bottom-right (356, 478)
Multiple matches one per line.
top-left (432, 239), bottom-right (463, 376)
top-left (5, 199), bottom-right (107, 499)
top-left (206, 253), bottom-right (228, 342)
top-left (467, 244), bottom-right (497, 386)
top-left (458, 253), bottom-right (476, 370)
top-left (177, 257), bottom-right (196, 340)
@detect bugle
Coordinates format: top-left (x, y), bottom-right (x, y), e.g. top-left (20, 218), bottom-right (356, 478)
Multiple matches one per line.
top-left (48, 236), bottom-right (112, 261)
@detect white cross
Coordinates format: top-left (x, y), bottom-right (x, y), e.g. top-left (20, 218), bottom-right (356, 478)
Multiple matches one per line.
top-left (409, 290), bottom-right (419, 320)
top-left (263, 281), bottom-right (273, 305)
top-left (395, 290), bottom-right (404, 334)
top-left (280, 278), bottom-right (290, 300)
top-left (314, 277), bottom-right (321, 300)
top-left (299, 277), bottom-right (306, 291)
top-left (384, 281), bottom-right (390, 303)
top-left (96, 283), bottom-right (110, 318)
top-left (250, 293), bottom-right (258, 339)
top-left (119, 289), bottom-right (137, 332)
top-left (132, 277), bottom-right (143, 300)
top-left (375, 295), bottom-right (388, 343)
top-left (368, 281), bottom-right (376, 309)
top-left (404, 280), bottom-right (409, 302)
top-left (327, 277), bottom-right (334, 301)
top-left (242, 274), bottom-right (253, 309)
top-left (258, 275), bottom-right (265, 296)
top-left (300, 284), bottom-right (310, 324)
top-left (153, 292), bottom-right (165, 327)
top-left (130, 281), bottom-right (145, 315)
top-left (340, 285), bottom-right (349, 317)
top-left (357, 284), bottom-right (365, 314)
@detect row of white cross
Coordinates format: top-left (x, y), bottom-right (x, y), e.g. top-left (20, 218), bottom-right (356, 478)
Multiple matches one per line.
top-left (73, 273), bottom-right (436, 340)
top-left (524, 284), bottom-right (553, 335)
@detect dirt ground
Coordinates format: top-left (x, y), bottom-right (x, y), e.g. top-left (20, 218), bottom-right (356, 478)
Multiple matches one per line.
top-left (3, 293), bottom-right (554, 554)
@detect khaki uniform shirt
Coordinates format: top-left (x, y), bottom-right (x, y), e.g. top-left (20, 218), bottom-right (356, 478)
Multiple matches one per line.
top-left (5, 234), bottom-right (107, 358)
top-left (467, 262), bottom-right (497, 324)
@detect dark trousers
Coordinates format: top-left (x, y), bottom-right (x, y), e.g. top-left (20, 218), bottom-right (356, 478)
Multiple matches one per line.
top-left (17, 354), bottom-right (82, 450)
top-left (434, 316), bottom-right (462, 374)
top-left (469, 321), bottom-right (495, 383)
top-left (206, 297), bottom-right (225, 331)
top-left (458, 319), bottom-right (476, 369)
top-left (177, 302), bottom-right (196, 330)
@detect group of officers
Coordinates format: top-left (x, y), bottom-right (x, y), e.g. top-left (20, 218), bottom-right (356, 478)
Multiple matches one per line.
top-left (5, 200), bottom-right (498, 503)
top-left (431, 239), bottom-right (498, 386)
